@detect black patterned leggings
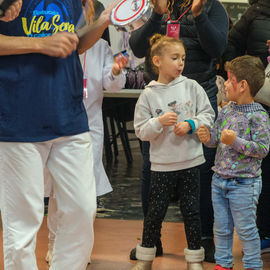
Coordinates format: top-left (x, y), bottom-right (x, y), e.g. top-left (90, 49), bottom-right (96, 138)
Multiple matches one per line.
top-left (142, 166), bottom-right (201, 250)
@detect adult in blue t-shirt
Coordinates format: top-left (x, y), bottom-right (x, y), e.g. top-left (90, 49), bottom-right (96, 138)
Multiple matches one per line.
top-left (0, 1), bottom-right (114, 269)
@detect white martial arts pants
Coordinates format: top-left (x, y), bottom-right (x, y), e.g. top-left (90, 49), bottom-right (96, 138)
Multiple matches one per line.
top-left (0, 132), bottom-right (96, 270)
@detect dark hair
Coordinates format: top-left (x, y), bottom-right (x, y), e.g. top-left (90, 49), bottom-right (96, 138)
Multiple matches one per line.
top-left (226, 55), bottom-right (265, 97)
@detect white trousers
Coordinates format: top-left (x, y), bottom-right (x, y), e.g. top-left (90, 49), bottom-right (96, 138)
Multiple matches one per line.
top-left (0, 132), bottom-right (96, 270)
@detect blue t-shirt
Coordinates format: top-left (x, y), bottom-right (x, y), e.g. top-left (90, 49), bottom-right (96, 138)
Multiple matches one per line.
top-left (0, 0), bottom-right (89, 142)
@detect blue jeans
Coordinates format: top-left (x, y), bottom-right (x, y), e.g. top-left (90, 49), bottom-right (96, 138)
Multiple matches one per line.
top-left (212, 173), bottom-right (262, 269)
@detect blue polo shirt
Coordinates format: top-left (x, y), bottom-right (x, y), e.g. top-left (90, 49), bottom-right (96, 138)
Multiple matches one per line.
top-left (0, 0), bottom-right (89, 142)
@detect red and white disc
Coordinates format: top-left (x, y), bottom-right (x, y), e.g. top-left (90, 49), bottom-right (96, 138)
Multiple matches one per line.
top-left (111, 0), bottom-right (150, 27)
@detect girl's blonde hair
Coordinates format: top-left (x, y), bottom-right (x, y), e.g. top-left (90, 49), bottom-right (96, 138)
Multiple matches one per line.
top-left (150, 33), bottom-right (184, 58)
top-left (149, 34), bottom-right (185, 74)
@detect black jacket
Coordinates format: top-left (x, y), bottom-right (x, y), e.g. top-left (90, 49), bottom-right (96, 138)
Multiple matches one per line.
top-left (223, 0), bottom-right (270, 68)
top-left (129, 0), bottom-right (229, 98)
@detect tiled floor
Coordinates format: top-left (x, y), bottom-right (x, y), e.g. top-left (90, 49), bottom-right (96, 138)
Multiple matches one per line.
top-left (1, 217), bottom-right (270, 269)
top-left (1, 145), bottom-right (270, 269)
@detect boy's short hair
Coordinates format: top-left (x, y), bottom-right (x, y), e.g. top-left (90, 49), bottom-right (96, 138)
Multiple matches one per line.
top-left (226, 55), bottom-right (265, 97)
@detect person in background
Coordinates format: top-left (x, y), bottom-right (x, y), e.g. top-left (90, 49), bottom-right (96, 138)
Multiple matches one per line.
top-left (222, 0), bottom-right (270, 255)
top-left (0, 0), bottom-right (118, 269)
top-left (0, 0), bottom-right (22, 22)
top-left (132, 33), bottom-right (215, 270)
top-left (216, 75), bottom-right (228, 110)
top-left (198, 55), bottom-right (269, 270)
top-left (129, 0), bottom-right (228, 263)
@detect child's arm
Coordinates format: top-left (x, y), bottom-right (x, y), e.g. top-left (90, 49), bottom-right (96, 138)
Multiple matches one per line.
top-left (102, 43), bottom-right (128, 91)
top-left (134, 93), bottom-right (177, 141)
top-left (197, 125), bottom-right (211, 143)
top-left (186, 84), bottom-right (215, 134)
top-left (197, 107), bottom-right (226, 148)
top-left (223, 112), bottom-right (270, 159)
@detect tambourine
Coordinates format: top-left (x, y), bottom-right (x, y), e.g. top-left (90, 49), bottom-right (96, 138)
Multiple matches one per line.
top-left (111, 0), bottom-right (153, 32)
top-left (0, 0), bottom-right (16, 18)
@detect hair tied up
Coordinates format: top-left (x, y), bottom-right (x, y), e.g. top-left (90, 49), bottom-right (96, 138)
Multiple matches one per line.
top-left (150, 34), bottom-right (163, 47)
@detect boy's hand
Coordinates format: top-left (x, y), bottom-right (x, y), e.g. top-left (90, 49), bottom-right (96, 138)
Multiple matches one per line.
top-left (158, 111), bottom-right (177, 126)
top-left (174, 121), bottom-right (191, 136)
top-left (197, 125), bottom-right (210, 143)
top-left (112, 53), bottom-right (129, 76)
top-left (0, 0), bottom-right (22, 22)
top-left (220, 129), bottom-right (236, 145)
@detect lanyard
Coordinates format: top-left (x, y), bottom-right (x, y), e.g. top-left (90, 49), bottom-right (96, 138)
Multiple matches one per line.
top-left (83, 52), bottom-right (87, 89)
top-left (165, 5), bottom-right (192, 23)
top-left (83, 52), bottom-right (88, 98)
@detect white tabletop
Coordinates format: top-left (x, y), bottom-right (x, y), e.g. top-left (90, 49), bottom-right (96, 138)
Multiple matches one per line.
top-left (103, 89), bottom-right (142, 98)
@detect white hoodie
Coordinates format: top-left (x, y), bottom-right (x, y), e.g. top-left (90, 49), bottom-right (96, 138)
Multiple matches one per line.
top-left (134, 75), bottom-right (215, 171)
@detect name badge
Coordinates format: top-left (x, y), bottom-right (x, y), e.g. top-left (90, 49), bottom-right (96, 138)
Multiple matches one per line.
top-left (83, 78), bottom-right (88, 99)
top-left (166, 23), bottom-right (180, 39)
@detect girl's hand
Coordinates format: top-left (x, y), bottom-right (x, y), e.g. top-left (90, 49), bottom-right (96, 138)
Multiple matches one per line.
top-left (151, 0), bottom-right (167, 15)
top-left (174, 121), bottom-right (191, 136)
top-left (158, 111), bottom-right (177, 126)
top-left (112, 53), bottom-right (129, 76)
top-left (266, 40), bottom-right (270, 47)
top-left (220, 129), bottom-right (236, 145)
top-left (192, 0), bottom-right (207, 18)
top-left (0, 0), bottom-right (22, 22)
top-left (197, 125), bottom-right (210, 143)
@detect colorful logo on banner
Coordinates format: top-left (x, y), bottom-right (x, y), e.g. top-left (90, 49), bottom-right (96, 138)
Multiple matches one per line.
top-left (21, 0), bottom-right (75, 37)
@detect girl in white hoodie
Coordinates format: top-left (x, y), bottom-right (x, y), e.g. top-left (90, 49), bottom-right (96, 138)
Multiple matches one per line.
top-left (132, 34), bottom-right (215, 270)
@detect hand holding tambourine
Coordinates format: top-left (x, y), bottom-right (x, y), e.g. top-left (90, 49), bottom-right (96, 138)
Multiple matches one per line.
top-left (111, 0), bottom-right (153, 32)
top-left (150, 0), bottom-right (167, 14)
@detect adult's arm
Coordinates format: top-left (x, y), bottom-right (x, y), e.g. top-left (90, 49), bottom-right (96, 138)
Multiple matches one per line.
top-left (223, 6), bottom-right (257, 62)
top-left (129, 11), bottom-right (163, 58)
top-left (0, 32), bottom-right (79, 57)
top-left (129, 0), bottom-right (167, 58)
top-left (194, 0), bottom-right (229, 58)
top-left (77, 2), bottom-right (114, 54)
